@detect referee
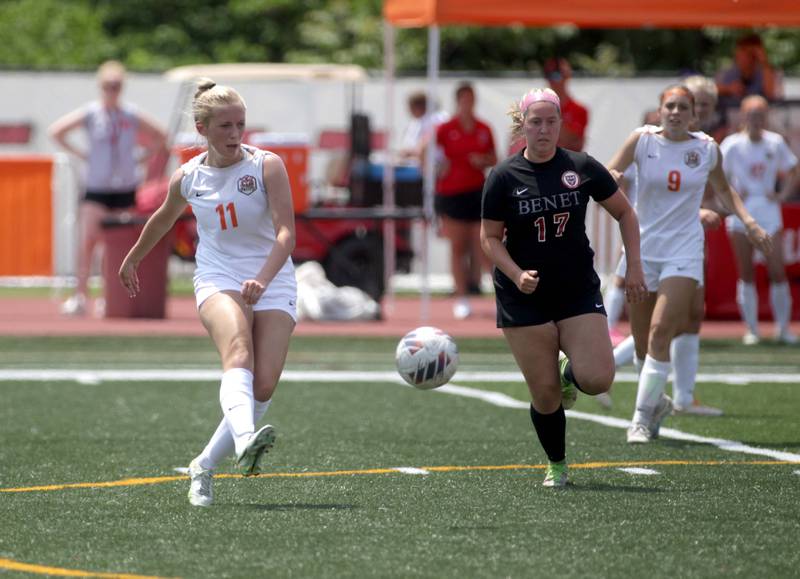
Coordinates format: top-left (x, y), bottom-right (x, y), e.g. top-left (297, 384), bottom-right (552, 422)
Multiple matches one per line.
top-left (480, 88), bottom-right (646, 487)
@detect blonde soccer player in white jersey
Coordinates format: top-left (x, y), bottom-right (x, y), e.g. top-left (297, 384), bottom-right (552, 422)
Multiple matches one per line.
top-left (721, 95), bottom-right (800, 345)
top-left (119, 79), bottom-right (297, 506)
top-left (607, 84), bottom-right (771, 444)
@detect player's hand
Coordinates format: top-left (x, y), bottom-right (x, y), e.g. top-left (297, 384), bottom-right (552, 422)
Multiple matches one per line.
top-left (118, 259), bottom-right (140, 298)
top-left (745, 222), bottom-right (773, 255)
top-left (624, 265), bottom-right (648, 304)
top-left (241, 279), bottom-right (266, 305)
top-left (516, 270), bottom-right (539, 294)
top-left (699, 208), bottom-right (721, 230)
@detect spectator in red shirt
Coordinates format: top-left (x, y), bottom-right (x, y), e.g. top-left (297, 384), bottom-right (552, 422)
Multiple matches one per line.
top-left (508, 58), bottom-right (589, 156)
top-left (435, 82), bottom-right (498, 319)
top-left (544, 58), bottom-right (589, 151)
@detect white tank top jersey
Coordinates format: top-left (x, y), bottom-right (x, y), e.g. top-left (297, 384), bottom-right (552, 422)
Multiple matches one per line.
top-left (720, 130), bottom-right (798, 201)
top-left (180, 145), bottom-right (295, 283)
top-left (83, 101), bottom-right (141, 191)
top-left (633, 125), bottom-right (718, 262)
top-left (622, 163), bottom-right (638, 206)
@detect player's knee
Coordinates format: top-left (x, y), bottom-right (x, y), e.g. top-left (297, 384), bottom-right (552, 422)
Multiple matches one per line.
top-left (648, 322), bottom-right (675, 355)
top-left (224, 335), bottom-right (253, 369)
top-left (576, 366), bottom-right (614, 395)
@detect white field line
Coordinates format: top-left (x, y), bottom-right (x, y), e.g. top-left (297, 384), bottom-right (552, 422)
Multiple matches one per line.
top-left (618, 467), bottom-right (660, 475)
top-left (393, 467), bottom-right (431, 475)
top-left (1, 369), bottom-right (799, 385)
top-left (2, 368), bottom-right (799, 462)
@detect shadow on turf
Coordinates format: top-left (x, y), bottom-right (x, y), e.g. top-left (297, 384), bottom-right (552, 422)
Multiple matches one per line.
top-left (567, 483), bottom-right (664, 493)
top-left (226, 503), bottom-right (357, 511)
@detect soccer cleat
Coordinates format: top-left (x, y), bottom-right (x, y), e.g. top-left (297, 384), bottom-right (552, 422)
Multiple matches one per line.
top-left (626, 422), bottom-right (651, 444)
top-left (649, 394), bottom-right (673, 439)
top-left (558, 352), bottom-right (578, 410)
top-left (542, 461), bottom-right (569, 487)
top-left (775, 330), bottom-right (798, 345)
top-left (742, 332), bottom-right (761, 346)
top-left (187, 459), bottom-right (213, 507)
top-left (594, 391), bottom-right (613, 409)
top-left (235, 424), bottom-right (276, 476)
top-left (672, 401), bottom-right (723, 417)
top-left (452, 298), bottom-right (471, 320)
top-left (60, 294), bottom-right (87, 316)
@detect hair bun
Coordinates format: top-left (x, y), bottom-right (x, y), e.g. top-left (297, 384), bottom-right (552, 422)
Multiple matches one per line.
top-left (194, 77), bottom-right (217, 99)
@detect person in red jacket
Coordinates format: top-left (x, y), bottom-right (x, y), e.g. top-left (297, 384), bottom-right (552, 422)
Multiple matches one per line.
top-left (435, 82), bottom-right (497, 319)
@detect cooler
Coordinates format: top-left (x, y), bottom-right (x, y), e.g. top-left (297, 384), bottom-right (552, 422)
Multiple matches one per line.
top-left (247, 132), bottom-right (310, 214)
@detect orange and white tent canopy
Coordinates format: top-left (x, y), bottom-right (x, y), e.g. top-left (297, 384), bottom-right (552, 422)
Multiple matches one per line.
top-left (384, 0), bottom-right (800, 28)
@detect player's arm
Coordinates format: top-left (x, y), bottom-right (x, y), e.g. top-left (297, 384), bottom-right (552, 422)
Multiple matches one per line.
top-left (242, 154), bottom-right (297, 305)
top-left (136, 110), bottom-right (168, 160)
top-left (777, 164), bottom-right (800, 203)
top-left (118, 169), bottom-right (188, 297)
top-left (480, 218), bottom-right (538, 294)
top-left (606, 131), bottom-right (640, 184)
top-left (598, 191), bottom-right (647, 303)
top-left (708, 144), bottom-right (772, 254)
top-left (48, 108), bottom-right (88, 161)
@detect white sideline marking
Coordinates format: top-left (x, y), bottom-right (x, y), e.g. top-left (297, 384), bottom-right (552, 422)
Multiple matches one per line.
top-left (441, 384), bottom-right (800, 463)
top-left (2, 368), bottom-right (799, 463)
top-left (619, 467), bottom-right (660, 475)
top-left (393, 467), bottom-right (430, 475)
top-left (0, 369), bottom-right (798, 385)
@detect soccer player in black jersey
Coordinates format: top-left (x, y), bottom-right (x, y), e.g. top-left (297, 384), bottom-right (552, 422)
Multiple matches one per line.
top-left (480, 88), bottom-right (647, 487)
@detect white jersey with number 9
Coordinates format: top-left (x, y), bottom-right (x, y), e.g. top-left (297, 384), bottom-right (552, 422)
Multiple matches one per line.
top-left (633, 125), bottom-right (718, 262)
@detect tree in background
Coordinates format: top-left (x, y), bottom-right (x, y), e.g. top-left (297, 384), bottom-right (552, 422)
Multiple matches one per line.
top-left (1, 0), bottom-right (798, 75)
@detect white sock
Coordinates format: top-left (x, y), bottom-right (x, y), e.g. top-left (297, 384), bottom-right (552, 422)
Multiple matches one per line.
top-left (670, 333), bottom-right (699, 409)
top-left (613, 335), bottom-right (636, 368)
top-left (197, 399), bottom-right (272, 470)
top-left (219, 368), bottom-right (256, 456)
top-left (605, 285), bottom-right (626, 328)
top-left (634, 356), bottom-right (645, 376)
top-left (736, 280), bottom-right (759, 335)
top-left (769, 282), bottom-right (792, 335)
top-left (632, 355), bottom-right (670, 425)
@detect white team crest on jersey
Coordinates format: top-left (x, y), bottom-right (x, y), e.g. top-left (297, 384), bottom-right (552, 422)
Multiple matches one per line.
top-left (561, 171), bottom-right (580, 189)
top-left (238, 175), bottom-right (257, 195)
top-left (684, 150), bottom-right (701, 168)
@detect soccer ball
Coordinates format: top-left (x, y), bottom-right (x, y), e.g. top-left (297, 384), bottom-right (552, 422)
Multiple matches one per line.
top-left (395, 326), bottom-right (459, 390)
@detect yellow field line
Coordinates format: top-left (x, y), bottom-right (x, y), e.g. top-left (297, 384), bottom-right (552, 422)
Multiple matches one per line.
top-left (0, 557), bottom-right (176, 578)
top-left (2, 459), bottom-right (797, 494)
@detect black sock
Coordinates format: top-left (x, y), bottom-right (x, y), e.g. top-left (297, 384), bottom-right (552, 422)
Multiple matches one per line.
top-left (564, 362), bottom-right (587, 394)
top-left (530, 404), bottom-right (566, 463)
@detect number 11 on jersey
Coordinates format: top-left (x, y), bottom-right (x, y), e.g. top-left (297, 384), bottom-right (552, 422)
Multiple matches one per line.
top-left (216, 202), bottom-right (239, 230)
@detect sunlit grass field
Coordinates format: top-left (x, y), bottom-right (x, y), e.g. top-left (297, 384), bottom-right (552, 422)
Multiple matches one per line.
top-left (1, 336), bottom-right (798, 578)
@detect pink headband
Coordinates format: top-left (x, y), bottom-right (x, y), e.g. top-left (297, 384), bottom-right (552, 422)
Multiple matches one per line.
top-left (520, 90), bottom-right (561, 114)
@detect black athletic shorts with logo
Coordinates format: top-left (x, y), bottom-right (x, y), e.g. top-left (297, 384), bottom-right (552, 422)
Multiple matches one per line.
top-left (494, 267), bottom-right (607, 328)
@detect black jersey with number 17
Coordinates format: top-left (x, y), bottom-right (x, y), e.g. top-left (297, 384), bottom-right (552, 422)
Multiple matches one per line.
top-left (482, 148), bottom-right (617, 279)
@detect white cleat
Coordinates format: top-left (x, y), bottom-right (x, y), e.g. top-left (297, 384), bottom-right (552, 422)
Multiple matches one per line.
top-left (594, 392), bottom-right (613, 409)
top-left (452, 298), bottom-right (471, 320)
top-left (775, 330), bottom-right (798, 345)
top-left (649, 394), bottom-right (673, 439)
top-left (626, 422), bottom-right (651, 444)
top-left (236, 424), bottom-right (276, 476)
top-left (60, 294), bottom-right (87, 316)
top-left (187, 459), bottom-right (213, 507)
top-left (742, 332), bottom-right (761, 346)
